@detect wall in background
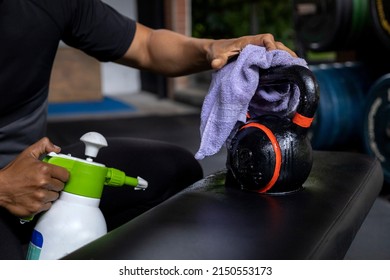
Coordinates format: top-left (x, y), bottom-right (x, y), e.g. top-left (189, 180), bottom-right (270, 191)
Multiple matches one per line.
top-left (50, 0), bottom-right (140, 103)
top-left (100, 0), bottom-right (140, 96)
top-left (50, 0), bottom-right (191, 102)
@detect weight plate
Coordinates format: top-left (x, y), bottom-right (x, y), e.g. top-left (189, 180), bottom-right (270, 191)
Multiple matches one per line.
top-left (293, 0), bottom-right (353, 51)
top-left (309, 64), bottom-right (338, 148)
top-left (371, 0), bottom-right (390, 50)
top-left (348, 0), bottom-right (370, 46)
top-left (363, 74), bottom-right (390, 183)
top-left (309, 63), bottom-right (369, 149)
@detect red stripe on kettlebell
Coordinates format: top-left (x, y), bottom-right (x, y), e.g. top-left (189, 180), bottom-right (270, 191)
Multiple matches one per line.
top-left (292, 113), bottom-right (313, 128)
top-left (241, 123), bottom-right (282, 193)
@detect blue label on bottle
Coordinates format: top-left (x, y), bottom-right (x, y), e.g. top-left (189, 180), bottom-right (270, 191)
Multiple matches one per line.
top-left (26, 229), bottom-right (43, 260)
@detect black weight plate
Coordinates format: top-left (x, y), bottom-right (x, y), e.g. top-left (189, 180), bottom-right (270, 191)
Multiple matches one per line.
top-left (308, 64), bottom-right (338, 149)
top-left (293, 0), bottom-right (353, 51)
top-left (363, 73), bottom-right (390, 183)
top-left (371, 0), bottom-right (390, 50)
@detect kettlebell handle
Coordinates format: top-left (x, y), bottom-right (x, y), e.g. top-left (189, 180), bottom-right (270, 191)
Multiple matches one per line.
top-left (259, 65), bottom-right (320, 128)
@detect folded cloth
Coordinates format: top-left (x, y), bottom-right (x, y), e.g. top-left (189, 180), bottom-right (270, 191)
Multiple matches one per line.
top-left (195, 44), bottom-right (308, 160)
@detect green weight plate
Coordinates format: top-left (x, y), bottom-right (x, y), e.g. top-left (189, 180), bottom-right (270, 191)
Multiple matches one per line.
top-left (363, 73), bottom-right (390, 183)
top-left (348, 0), bottom-right (370, 46)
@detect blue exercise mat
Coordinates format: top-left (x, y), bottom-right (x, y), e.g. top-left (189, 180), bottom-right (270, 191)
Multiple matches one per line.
top-left (48, 97), bottom-right (136, 117)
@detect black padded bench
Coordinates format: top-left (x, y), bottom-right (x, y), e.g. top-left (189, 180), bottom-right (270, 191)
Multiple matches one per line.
top-left (63, 151), bottom-right (383, 260)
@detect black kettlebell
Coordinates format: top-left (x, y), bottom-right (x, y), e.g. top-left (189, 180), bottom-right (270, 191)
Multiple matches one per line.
top-left (226, 65), bottom-right (320, 194)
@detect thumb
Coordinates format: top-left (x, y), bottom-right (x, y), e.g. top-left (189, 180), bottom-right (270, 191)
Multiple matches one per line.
top-left (211, 50), bottom-right (241, 70)
top-left (211, 57), bottom-right (225, 70)
top-left (28, 137), bottom-right (61, 159)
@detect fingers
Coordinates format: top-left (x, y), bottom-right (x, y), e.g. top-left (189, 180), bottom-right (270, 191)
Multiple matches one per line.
top-left (211, 48), bottom-right (240, 69)
top-left (27, 189), bottom-right (60, 215)
top-left (258, 33), bottom-right (277, 51)
top-left (275, 41), bottom-right (298, 57)
top-left (34, 187), bottom-right (60, 204)
top-left (254, 34), bottom-right (298, 57)
top-left (27, 164), bottom-right (66, 214)
top-left (209, 34), bottom-right (298, 70)
top-left (10, 185), bottom-right (61, 218)
top-left (22, 178), bottom-right (63, 216)
top-left (43, 189), bottom-right (61, 203)
top-left (45, 175), bottom-right (67, 193)
top-left (0, 137), bottom-right (68, 218)
top-left (47, 164), bottom-right (70, 186)
top-left (26, 163), bottom-right (67, 216)
top-left (28, 137), bottom-right (69, 188)
top-left (29, 137), bottom-right (61, 160)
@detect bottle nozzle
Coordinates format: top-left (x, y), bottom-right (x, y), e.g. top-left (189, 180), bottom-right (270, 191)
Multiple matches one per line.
top-left (133, 176), bottom-right (148, 190)
top-left (105, 168), bottom-right (148, 190)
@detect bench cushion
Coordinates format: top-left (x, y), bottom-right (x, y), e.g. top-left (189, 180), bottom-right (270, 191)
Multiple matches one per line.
top-left (63, 151), bottom-right (383, 260)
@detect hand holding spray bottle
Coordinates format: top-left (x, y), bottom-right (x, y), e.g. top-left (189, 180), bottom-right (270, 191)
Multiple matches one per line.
top-left (26, 132), bottom-right (148, 260)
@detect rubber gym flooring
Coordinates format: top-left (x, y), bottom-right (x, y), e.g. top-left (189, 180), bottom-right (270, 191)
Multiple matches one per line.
top-left (46, 92), bottom-right (390, 260)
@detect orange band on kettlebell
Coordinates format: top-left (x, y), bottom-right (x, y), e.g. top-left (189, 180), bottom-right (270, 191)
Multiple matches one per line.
top-left (292, 113), bottom-right (313, 128)
top-left (242, 123), bottom-right (282, 193)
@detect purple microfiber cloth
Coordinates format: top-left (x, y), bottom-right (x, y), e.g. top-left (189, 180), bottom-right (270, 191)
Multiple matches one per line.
top-left (195, 44), bottom-right (308, 160)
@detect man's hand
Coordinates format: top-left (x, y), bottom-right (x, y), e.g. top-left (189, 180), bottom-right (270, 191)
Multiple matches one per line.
top-left (207, 33), bottom-right (298, 70)
top-left (118, 23), bottom-right (298, 77)
top-left (0, 137), bottom-right (69, 218)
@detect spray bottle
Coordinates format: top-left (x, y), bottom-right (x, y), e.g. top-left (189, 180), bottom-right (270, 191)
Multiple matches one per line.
top-left (25, 132), bottom-right (148, 260)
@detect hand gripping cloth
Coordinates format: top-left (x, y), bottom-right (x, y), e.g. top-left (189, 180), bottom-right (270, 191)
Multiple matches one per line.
top-left (195, 45), bottom-right (308, 160)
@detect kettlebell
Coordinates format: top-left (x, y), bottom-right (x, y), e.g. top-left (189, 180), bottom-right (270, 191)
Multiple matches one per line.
top-left (227, 65), bottom-right (320, 194)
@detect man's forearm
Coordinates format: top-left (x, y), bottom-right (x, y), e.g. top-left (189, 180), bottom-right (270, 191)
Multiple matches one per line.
top-left (117, 23), bottom-right (213, 77)
top-left (116, 22), bottom-right (297, 77)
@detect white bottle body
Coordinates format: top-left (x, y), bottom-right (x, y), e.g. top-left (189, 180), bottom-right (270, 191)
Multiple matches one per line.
top-left (27, 192), bottom-right (107, 260)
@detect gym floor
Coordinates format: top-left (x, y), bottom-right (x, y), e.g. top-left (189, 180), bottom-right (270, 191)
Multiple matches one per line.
top-left (46, 91), bottom-right (390, 260)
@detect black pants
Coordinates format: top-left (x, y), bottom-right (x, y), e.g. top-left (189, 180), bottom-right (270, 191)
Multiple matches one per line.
top-left (0, 137), bottom-right (203, 259)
